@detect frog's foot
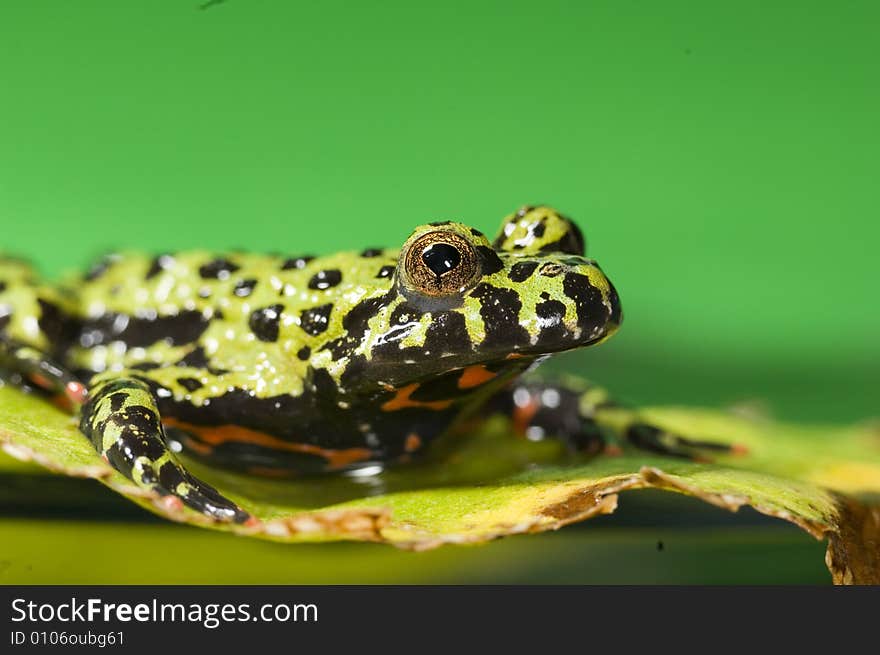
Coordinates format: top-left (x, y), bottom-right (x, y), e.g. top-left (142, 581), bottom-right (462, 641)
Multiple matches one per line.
top-left (487, 380), bottom-right (608, 454)
top-left (623, 422), bottom-right (745, 461)
top-left (489, 378), bottom-right (744, 461)
top-left (0, 336), bottom-right (87, 410)
top-left (79, 375), bottom-right (251, 524)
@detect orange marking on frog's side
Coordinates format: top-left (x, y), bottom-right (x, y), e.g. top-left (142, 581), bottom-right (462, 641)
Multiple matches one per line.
top-left (28, 373), bottom-right (52, 390)
top-left (246, 466), bottom-right (294, 478)
top-left (162, 418), bottom-right (372, 470)
top-left (50, 393), bottom-right (73, 413)
top-left (65, 381), bottom-right (88, 405)
top-left (177, 435), bottom-right (213, 456)
top-left (457, 364), bottom-right (497, 389)
top-left (39, 381), bottom-right (87, 413)
top-left (505, 352), bottom-right (526, 359)
top-left (404, 433), bottom-right (422, 453)
top-left (380, 383), bottom-right (453, 412)
top-left (512, 395), bottom-right (539, 436)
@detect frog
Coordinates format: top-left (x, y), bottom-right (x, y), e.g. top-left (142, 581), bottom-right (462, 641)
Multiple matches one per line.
top-left (0, 205), bottom-right (732, 524)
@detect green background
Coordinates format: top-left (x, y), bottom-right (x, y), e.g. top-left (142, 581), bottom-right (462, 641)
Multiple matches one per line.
top-left (0, 1), bottom-right (876, 583)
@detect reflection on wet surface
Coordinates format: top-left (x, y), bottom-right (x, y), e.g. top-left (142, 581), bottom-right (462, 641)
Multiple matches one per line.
top-left (181, 417), bottom-right (570, 509)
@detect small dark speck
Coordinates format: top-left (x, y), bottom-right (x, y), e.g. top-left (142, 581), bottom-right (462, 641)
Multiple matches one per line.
top-left (281, 256), bottom-right (314, 271)
top-left (375, 265), bottom-right (395, 279)
top-left (657, 540), bottom-right (664, 552)
top-left (198, 0), bottom-right (226, 9)
top-left (684, 48), bottom-right (692, 55)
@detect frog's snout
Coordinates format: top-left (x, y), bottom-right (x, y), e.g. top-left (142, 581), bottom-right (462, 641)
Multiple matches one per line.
top-left (508, 255), bottom-right (622, 353)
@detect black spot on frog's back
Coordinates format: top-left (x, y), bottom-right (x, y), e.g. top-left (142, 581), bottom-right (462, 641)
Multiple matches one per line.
top-left (176, 346), bottom-right (228, 375)
top-left (84, 254), bottom-right (119, 282)
top-left (233, 279), bottom-right (257, 297)
top-left (130, 361), bottom-right (161, 371)
top-left (198, 258), bottom-right (240, 280)
top-left (308, 270), bottom-right (342, 290)
top-left (249, 304), bottom-right (284, 342)
top-left (300, 304), bottom-right (333, 336)
top-left (145, 254), bottom-right (173, 280)
top-left (177, 377), bottom-right (204, 392)
top-left (508, 261), bottom-right (538, 283)
top-left (280, 256), bottom-right (314, 271)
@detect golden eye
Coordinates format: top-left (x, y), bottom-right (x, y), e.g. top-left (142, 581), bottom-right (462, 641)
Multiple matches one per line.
top-left (401, 231), bottom-right (480, 296)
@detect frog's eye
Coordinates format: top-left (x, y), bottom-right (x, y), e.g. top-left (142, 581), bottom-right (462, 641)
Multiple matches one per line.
top-left (402, 231), bottom-right (480, 296)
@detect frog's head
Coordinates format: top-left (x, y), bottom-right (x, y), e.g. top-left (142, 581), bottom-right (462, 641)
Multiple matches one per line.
top-left (334, 206), bottom-right (621, 392)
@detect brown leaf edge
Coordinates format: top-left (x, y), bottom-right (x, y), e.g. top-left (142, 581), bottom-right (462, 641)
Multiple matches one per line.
top-left (636, 468), bottom-right (880, 586)
top-left (3, 436), bottom-right (877, 583)
top-left (393, 467), bottom-right (879, 585)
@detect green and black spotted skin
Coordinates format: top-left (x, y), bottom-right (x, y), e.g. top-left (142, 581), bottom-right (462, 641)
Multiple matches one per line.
top-left (0, 206), bottom-right (622, 517)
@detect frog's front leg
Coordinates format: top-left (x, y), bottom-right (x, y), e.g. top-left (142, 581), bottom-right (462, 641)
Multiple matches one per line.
top-left (0, 336), bottom-right (87, 409)
top-left (488, 377), bottom-right (742, 460)
top-left (80, 375), bottom-right (251, 523)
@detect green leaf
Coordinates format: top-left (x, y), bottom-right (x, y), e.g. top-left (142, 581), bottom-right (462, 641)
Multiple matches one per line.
top-left (1, 385), bottom-right (878, 583)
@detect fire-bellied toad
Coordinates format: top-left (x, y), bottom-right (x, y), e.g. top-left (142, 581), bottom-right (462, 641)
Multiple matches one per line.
top-left (0, 205), bottom-right (731, 523)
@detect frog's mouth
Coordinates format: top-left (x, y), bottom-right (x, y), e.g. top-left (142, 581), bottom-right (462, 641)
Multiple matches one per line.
top-left (359, 315), bottom-right (621, 394)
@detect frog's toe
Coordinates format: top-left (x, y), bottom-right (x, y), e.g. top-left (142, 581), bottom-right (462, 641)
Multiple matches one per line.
top-left (625, 423), bottom-right (742, 460)
top-left (141, 459), bottom-right (250, 524)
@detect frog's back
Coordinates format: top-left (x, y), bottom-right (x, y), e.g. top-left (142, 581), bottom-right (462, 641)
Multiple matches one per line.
top-left (59, 248), bottom-right (398, 376)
